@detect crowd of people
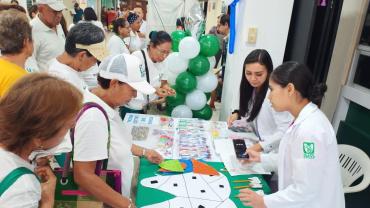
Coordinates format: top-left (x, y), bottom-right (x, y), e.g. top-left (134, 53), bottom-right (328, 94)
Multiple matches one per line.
top-left (0, 0), bottom-right (345, 208)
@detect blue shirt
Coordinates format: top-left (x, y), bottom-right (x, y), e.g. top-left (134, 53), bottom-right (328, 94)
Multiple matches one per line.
top-left (73, 8), bottom-right (83, 23)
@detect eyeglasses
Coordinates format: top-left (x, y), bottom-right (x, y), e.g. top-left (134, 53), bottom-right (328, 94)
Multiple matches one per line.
top-left (156, 47), bottom-right (170, 56)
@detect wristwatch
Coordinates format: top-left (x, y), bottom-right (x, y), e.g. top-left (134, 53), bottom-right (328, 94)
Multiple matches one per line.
top-left (128, 198), bottom-right (133, 208)
top-left (232, 109), bottom-right (241, 119)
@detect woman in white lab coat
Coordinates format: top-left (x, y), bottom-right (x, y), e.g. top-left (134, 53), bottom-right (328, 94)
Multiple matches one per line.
top-left (238, 62), bottom-right (345, 208)
top-left (227, 49), bottom-right (292, 153)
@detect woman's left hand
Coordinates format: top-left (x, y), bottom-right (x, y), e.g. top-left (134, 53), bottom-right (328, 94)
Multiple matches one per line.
top-left (145, 149), bottom-right (164, 164)
top-left (237, 188), bottom-right (266, 208)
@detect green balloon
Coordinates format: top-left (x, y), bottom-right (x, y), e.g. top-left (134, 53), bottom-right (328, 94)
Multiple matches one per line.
top-left (171, 31), bottom-right (187, 52)
top-left (188, 55), bottom-right (210, 76)
top-left (205, 92), bottom-right (211, 101)
top-left (185, 29), bottom-right (192, 36)
top-left (175, 72), bottom-right (197, 94)
top-left (166, 90), bottom-right (185, 107)
top-left (193, 105), bottom-right (213, 120)
top-left (172, 40), bottom-right (180, 52)
top-left (166, 105), bottom-right (174, 116)
top-left (171, 30), bottom-right (187, 42)
top-left (199, 35), bottom-right (220, 57)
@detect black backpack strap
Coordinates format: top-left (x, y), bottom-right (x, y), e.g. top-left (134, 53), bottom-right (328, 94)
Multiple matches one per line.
top-left (141, 50), bottom-right (151, 109)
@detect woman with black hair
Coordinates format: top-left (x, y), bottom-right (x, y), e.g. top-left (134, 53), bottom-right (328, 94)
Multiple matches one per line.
top-left (176, 17), bottom-right (185, 31)
top-left (82, 7), bottom-right (104, 31)
top-left (107, 18), bottom-right (131, 55)
top-left (119, 31), bottom-right (176, 119)
top-left (228, 49), bottom-right (292, 153)
top-left (125, 12), bottom-right (145, 52)
top-left (69, 7), bottom-right (104, 32)
top-left (237, 62), bottom-right (344, 208)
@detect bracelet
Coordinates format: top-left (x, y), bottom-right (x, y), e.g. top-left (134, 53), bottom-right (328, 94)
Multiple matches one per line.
top-left (128, 198), bottom-right (133, 208)
top-left (142, 148), bottom-right (146, 157)
top-left (232, 110), bottom-right (241, 119)
top-left (232, 109), bottom-right (239, 115)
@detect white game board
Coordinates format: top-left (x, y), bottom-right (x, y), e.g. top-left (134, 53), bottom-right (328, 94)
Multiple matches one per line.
top-left (140, 172), bottom-right (237, 208)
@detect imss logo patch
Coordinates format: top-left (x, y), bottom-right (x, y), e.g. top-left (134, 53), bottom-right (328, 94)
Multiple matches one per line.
top-left (139, 64), bottom-right (146, 78)
top-left (303, 141), bottom-right (315, 159)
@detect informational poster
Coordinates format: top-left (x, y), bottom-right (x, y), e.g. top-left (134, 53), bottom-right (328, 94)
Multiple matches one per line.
top-left (123, 114), bottom-right (228, 161)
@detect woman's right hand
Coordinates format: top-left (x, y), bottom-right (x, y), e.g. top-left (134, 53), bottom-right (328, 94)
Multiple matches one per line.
top-left (35, 166), bottom-right (56, 207)
top-left (239, 149), bottom-right (261, 165)
top-left (245, 149), bottom-right (261, 163)
top-left (227, 113), bottom-right (239, 127)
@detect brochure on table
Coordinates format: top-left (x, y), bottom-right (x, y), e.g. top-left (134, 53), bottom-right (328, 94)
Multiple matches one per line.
top-left (124, 113), bottom-right (271, 175)
top-left (123, 113), bottom-right (229, 162)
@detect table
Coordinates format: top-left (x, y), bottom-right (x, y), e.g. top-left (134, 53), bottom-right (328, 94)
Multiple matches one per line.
top-left (136, 158), bottom-right (271, 208)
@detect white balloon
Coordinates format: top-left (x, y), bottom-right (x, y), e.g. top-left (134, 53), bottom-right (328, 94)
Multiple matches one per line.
top-left (171, 105), bottom-right (193, 118)
top-left (208, 56), bottom-right (216, 70)
top-left (165, 52), bottom-right (188, 74)
top-left (185, 89), bottom-right (207, 110)
top-left (179, 37), bottom-right (200, 59)
top-left (166, 70), bottom-right (178, 86)
top-left (196, 72), bottom-right (218, 93)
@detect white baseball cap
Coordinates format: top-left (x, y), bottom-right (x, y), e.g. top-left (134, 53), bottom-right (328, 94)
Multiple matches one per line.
top-left (99, 54), bottom-right (156, 95)
top-left (36, 0), bottom-right (65, 11)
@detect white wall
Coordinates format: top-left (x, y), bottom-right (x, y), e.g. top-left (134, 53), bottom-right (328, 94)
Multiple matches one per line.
top-left (205, 0), bottom-right (223, 33)
top-left (219, 0), bottom-right (294, 121)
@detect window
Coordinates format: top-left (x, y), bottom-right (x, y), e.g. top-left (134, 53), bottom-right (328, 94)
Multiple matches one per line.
top-left (353, 51), bottom-right (370, 89)
top-left (360, 5), bottom-right (370, 46)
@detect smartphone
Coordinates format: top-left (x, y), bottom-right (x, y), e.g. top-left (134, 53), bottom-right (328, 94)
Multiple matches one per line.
top-left (233, 139), bottom-right (249, 159)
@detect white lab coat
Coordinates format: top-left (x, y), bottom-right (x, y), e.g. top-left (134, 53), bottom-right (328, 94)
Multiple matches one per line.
top-left (261, 102), bottom-right (345, 208)
top-left (239, 97), bottom-right (293, 152)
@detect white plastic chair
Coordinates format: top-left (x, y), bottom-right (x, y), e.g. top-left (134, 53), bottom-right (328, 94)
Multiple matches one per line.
top-left (338, 144), bottom-right (370, 193)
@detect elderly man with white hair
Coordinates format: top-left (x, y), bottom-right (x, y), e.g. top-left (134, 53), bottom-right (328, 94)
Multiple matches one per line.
top-left (26, 0), bottom-right (66, 72)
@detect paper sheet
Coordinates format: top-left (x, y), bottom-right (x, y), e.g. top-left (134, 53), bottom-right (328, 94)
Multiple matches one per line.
top-left (159, 160), bottom-right (184, 172)
top-left (125, 115), bottom-right (223, 161)
top-left (214, 139), bottom-right (270, 176)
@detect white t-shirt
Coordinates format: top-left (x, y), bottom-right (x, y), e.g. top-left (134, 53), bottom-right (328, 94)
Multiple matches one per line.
top-left (69, 20), bottom-right (105, 32)
top-left (125, 48), bottom-right (164, 110)
top-left (27, 16), bottom-right (65, 72)
top-left (0, 148), bottom-right (40, 208)
top-left (139, 20), bottom-right (147, 34)
top-left (124, 31), bottom-right (145, 53)
top-left (48, 58), bottom-right (88, 92)
top-left (79, 64), bottom-right (99, 89)
top-left (73, 91), bottom-right (134, 197)
top-left (107, 34), bottom-right (130, 55)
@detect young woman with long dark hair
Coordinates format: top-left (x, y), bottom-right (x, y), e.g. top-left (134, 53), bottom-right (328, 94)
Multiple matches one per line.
top-left (228, 49), bottom-right (292, 153)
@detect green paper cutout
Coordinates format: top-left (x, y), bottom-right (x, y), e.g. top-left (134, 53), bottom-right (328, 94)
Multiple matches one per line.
top-left (159, 160), bottom-right (184, 172)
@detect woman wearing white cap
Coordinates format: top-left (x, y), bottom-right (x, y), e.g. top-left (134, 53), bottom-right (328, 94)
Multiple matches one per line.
top-left (72, 54), bottom-right (163, 208)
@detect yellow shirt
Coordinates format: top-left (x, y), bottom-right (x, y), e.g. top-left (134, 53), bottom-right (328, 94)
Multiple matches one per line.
top-left (0, 59), bottom-right (27, 97)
